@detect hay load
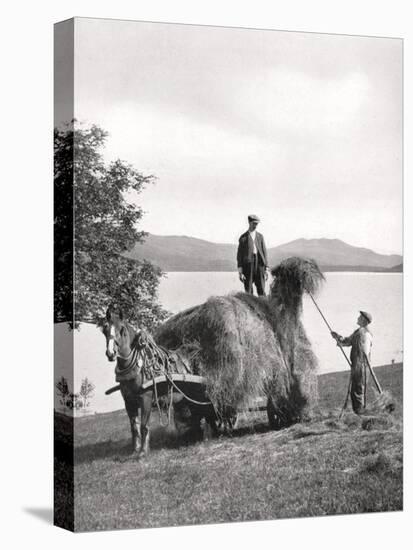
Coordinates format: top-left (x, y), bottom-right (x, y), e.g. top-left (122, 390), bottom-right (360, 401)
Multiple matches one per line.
top-left (155, 257), bottom-right (324, 426)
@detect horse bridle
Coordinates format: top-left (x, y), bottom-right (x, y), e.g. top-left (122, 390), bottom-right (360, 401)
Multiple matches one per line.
top-left (104, 322), bottom-right (119, 359)
top-left (107, 321), bottom-right (147, 373)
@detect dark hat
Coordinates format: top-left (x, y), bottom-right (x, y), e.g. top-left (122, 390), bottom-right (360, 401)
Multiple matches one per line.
top-left (360, 311), bottom-right (372, 323)
top-left (248, 214), bottom-right (260, 222)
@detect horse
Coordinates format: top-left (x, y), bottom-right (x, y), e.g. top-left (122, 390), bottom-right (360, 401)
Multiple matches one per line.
top-left (102, 305), bottom-right (219, 458)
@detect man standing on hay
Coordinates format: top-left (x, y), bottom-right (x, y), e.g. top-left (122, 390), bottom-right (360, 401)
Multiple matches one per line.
top-left (331, 311), bottom-right (373, 414)
top-left (237, 214), bottom-right (269, 296)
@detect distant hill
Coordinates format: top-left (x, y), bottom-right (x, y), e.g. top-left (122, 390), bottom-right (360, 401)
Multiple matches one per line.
top-left (126, 234), bottom-right (235, 271)
top-left (388, 264), bottom-right (403, 272)
top-left (268, 238), bottom-right (401, 270)
top-left (126, 234), bottom-right (402, 272)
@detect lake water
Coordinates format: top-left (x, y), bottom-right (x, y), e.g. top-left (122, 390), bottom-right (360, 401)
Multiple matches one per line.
top-left (55, 272), bottom-right (402, 413)
top-left (158, 271), bottom-right (403, 373)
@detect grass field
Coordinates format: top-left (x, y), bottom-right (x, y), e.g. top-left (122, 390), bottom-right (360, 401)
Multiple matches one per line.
top-left (55, 363), bottom-right (403, 532)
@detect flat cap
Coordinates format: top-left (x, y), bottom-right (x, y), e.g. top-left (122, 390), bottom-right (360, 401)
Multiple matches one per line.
top-left (360, 310), bottom-right (372, 323)
top-left (248, 214), bottom-right (260, 222)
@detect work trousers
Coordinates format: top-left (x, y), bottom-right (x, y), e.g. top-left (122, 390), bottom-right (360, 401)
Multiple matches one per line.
top-left (242, 254), bottom-right (266, 296)
top-left (350, 363), bottom-right (366, 414)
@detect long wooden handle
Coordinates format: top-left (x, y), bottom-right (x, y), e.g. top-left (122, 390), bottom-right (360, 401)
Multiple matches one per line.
top-left (365, 357), bottom-right (383, 394)
top-left (308, 291), bottom-right (353, 370)
top-left (105, 384), bottom-right (121, 395)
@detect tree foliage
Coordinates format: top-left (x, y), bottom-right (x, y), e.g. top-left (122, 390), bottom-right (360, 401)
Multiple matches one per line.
top-left (79, 377), bottom-right (95, 409)
top-left (55, 376), bottom-right (70, 407)
top-left (54, 122), bottom-right (168, 329)
top-left (66, 392), bottom-right (82, 410)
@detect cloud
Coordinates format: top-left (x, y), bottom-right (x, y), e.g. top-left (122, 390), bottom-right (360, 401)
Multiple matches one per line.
top-left (236, 69), bottom-right (370, 138)
top-left (78, 102), bottom-right (286, 186)
top-left (73, 19), bottom-right (402, 254)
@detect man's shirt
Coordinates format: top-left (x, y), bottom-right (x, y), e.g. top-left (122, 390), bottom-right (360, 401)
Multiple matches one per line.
top-left (248, 229), bottom-right (257, 254)
top-left (339, 327), bottom-right (373, 360)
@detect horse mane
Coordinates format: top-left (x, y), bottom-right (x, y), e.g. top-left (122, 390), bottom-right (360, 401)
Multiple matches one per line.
top-left (125, 322), bottom-right (138, 344)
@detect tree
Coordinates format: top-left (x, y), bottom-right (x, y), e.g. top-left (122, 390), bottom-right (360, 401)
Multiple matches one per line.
top-left (66, 393), bottom-right (82, 410)
top-left (55, 376), bottom-right (70, 408)
top-left (54, 122), bottom-right (168, 329)
top-left (79, 378), bottom-right (95, 409)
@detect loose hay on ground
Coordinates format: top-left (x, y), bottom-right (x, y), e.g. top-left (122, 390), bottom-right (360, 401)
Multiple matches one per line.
top-left (361, 413), bottom-right (396, 431)
top-left (367, 390), bottom-right (396, 414)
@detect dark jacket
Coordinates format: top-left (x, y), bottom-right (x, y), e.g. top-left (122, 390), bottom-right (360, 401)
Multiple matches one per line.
top-left (237, 231), bottom-right (268, 268)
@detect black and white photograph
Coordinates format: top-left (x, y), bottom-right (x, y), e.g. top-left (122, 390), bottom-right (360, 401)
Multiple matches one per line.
top-left (53, 16), bottom-right (403, 533)
top-left (5, 2), bottom-right (412, 546)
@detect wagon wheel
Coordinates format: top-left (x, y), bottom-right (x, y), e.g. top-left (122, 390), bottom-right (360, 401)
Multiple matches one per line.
top-left (267, 397), bottom-right (282, 430)
top-left (217, 410), bottom-right (239, 433)
top-left (227, 411), bottom-right (239, 431)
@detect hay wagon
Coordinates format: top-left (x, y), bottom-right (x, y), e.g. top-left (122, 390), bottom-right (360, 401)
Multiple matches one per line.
top-left (106, 373), bottom-right (271, 429)
top-left (143, 372), bottom-right (268, 416)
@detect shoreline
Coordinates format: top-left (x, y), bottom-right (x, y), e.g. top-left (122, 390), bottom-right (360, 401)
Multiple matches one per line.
top-left (55, 362), bottom-right (402, 418)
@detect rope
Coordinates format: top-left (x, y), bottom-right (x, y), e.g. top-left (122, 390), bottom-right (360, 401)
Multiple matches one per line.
top-left (152, 365), bottom-right (170, 428)
top-left (162, 371), bottom-right (212, 407)
top-left (107, 328), bottom-right (215, 426)
top-left (109, 328), bottom-right (214, 427)
top-left (168, 383), bottom-right (174, 424)
top-left (139, 331), bottom-right (213, 410)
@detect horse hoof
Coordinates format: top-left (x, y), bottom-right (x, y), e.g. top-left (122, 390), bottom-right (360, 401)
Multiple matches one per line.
top-left (135, 452), bottom-right (149, 462)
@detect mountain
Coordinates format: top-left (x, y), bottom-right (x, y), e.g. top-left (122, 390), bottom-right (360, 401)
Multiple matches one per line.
top-left (126, 234), bottom-right (402, 272)
top-left (267, 238), bottom-right (402, 270)
top-left (126, 234), bottom-right (236, 271)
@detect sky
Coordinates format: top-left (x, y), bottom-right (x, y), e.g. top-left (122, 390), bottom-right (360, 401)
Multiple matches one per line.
top-left (73, 18), bottom-right (402, 254)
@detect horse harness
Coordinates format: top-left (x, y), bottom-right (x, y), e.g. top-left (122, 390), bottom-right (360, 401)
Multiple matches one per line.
top-left (114, 330), bottom-right (212, 418)
top-left (115, 332), bottom-right (168, 383)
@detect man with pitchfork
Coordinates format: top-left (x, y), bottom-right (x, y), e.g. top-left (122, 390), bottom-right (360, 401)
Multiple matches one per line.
top-left (331, 311), bottom-right (373, 414)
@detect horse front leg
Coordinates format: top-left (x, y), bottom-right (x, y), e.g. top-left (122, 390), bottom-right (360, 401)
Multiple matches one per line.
top-left (137, 390), bottom-right (153, 458)
top-left (129, 414), bottom-right (141, 454)
top-left (120, 381), bottom-right (141, 455)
